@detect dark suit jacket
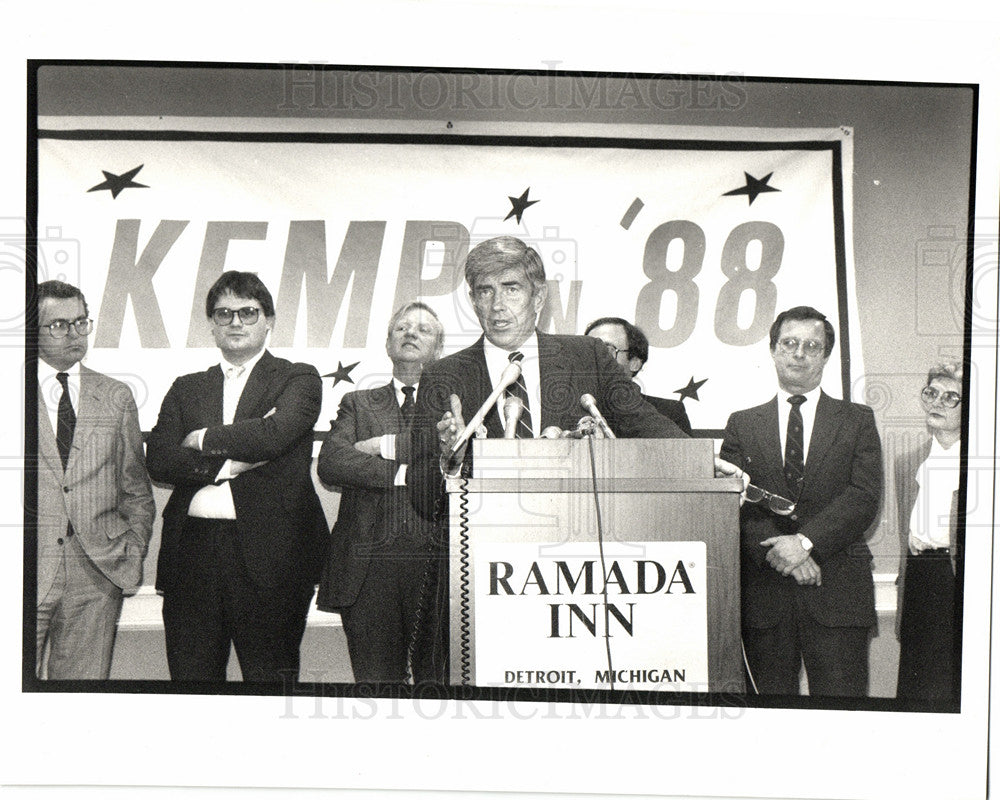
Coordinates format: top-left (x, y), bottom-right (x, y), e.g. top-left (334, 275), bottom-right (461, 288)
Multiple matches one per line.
top-left (37, 366), bottom-right (155, 601)
top-left (720, 392), bottom-right (882, 629)
top-left (643, 393), bottom-right (692, 436)
top-left (146, 350), bottom-right (328, 591)
top-left (409, 331), bottom-right (686, 519)
top-left (315, 382), bottom-right (425, 610)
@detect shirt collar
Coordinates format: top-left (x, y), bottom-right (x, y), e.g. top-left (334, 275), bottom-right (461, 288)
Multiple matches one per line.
top-left (38, 358), bottom-right (80, 384)
top-left (483, 330), bottom-right (539, 362)
top-left (391, 377), bottom-right (420, 404)
top-left (777, 384), bottom-right (822, 405)
top-left (929, 433), bottom-right (961, 460)
top-left (220, 347), bottom-right (266, 376)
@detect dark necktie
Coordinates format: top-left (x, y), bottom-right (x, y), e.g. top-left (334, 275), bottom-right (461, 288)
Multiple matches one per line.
top-left (784, 394), bottom-right (806, 497)
top-left (400, 385), bottom-right (416, 425)
top-left (505, 351), bottom-right (534, 439)
top-left (56, 371), bottom-right (76, 470)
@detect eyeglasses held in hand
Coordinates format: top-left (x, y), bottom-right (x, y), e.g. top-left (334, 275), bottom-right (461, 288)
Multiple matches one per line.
top-left (212, 306), bottom-right (261, 326)
top-left (39, 317), bottom-right (93, 338)
top-left (920, 385), bottom-right (961, 408)
top-left (776, 337), bottom-right (825, 357)
top-left (744, 484), bottom-right (796, 515)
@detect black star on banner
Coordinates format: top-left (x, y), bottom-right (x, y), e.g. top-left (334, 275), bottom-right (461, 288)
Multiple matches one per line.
top-left (722, 172), bottom-right (780, 205)
top-left (674, 377), bottom-right (708, 402)
top-left (87, 164), bottom-right (149, 199)
top-left (504, 187), bottom-right (539, 223)
top-left (323, 361), bottom-right (360, 387)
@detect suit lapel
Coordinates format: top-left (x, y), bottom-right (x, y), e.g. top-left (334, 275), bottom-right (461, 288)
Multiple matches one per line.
top-left (802, 392), bottom-right (843, 488)
top-left (459, 337), bottom-right (500, 437)
top-left (536, 331), bottom-right (566, 430)
top-left (202, 365), bottom-right (225, 425)
top-left (233, 351), bottom-right (272, 420)
top-left (375, 381), bottom-right (403, 434)
top-left (749, 397), bottom-right (785, 489)
top-left (67, 367), bottom-right (106, 472)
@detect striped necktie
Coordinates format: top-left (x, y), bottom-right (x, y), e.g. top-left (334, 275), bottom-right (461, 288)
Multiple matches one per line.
top-left (505, 351), bottom-right (534, 439)
top-left (784, 394), bottom-right (806, 497)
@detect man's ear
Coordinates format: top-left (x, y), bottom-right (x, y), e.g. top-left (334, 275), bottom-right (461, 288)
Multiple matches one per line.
top-left (628, 355), bottom-right (644, 376)
top-left (532, 282), bottom-right (548, 312)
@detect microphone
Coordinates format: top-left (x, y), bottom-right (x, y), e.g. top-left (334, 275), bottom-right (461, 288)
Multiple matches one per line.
top-left (557, 417), bottom-right (593, 438)
top-left (580, 394), bottom-right (616, 439)
top-left (503, 396), bottom-right (524, 439)
top-left (450, 359), bottom-right (524, 454)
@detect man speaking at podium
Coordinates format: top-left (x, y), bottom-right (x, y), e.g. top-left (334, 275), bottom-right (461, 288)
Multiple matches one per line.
top-left (408, 235), bottom-right (688, 522)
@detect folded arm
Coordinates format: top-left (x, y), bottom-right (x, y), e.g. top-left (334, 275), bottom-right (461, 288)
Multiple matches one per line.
top-left (145, 379), bottom-right (229, 487)
top-left (201, 364), bottom-right (322, 463)
top-left (317, 392), bottom-right (398, 489)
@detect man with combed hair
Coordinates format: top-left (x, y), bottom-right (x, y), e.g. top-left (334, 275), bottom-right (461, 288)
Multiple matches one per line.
top-left (146, 271), bottom-right (328, 683)
top-left (316, 301), bottom-right (445, 683)
top-left (35, 279), bottom-right (154, 679)
top-left (585, 316), bottom-right (692, 435)
top-left (409, 235), bottom-right (688, 520)
top-left (720, 305), bottom-right (882, 697)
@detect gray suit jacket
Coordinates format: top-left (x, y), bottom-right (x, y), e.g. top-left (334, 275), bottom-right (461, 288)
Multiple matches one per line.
top-left (37, 366), bottom-right (155, 602)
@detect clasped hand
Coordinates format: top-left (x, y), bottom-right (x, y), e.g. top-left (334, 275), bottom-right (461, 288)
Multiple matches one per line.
top-left (761, 535), bottom-right (821, 586)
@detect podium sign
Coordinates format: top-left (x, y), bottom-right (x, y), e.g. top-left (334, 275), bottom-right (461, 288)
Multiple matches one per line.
top-left (446, 438), bottom-right (744, 693)
top-left (474, 541), bottom-right (709, 691)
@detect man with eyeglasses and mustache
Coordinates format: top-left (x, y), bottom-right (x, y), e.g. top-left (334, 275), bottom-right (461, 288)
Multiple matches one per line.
top-left (720, 306), bottom-right (882, 697)
top-left (35, 280), bottom-right (155, 679)
top-left (146, 271), bottom-right (328, 683)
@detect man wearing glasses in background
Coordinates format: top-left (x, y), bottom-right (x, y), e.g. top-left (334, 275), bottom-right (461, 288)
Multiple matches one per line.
top-left (584, 316), bottom-right (692, 435)
top-left (35, 280), bottom-right (154, 679)
top-left (146, 271), bottom-right (327, 683)
top-left (720, 306), bottom-right (882, 697)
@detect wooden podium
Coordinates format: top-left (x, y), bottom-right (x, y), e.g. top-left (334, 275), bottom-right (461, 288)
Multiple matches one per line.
top-left (445, 438), bottom-right (744, 693)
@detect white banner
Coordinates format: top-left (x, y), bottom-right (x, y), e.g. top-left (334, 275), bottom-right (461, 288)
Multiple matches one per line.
top-left (37, 120), bottom-right (859, 431)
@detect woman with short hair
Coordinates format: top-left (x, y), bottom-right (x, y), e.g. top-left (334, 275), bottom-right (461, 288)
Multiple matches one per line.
top-left (895, 360), bottom-right (963, 701)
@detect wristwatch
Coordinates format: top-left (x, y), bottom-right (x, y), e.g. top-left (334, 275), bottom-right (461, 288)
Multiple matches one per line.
top-left (797, 533), bottom-right (813, 553)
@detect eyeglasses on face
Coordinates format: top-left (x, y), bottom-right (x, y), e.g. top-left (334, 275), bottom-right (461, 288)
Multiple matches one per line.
top-left (39, 317), bottom-right (93, 339)
top-left (604, 342), bottom-right (630, 360)
top-left (744, 484), bottom-right (796, 515)
top-left (776, 337), bottom-right (825, 357)
top-left (212, 306), bottom-right (261, 326)
top-left (920, 385), bottom-right (961, 408)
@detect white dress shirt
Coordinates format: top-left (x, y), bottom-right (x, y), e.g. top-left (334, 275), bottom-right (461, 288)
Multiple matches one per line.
top-left (379, 378), bottom-right (419, 486)
top-left (909, 435), bottom-right (960, 550)
top-left (482, 332), bottom-right (542, 438)
top-left (776, 385), bottom-right (822, 466)
top-left (187, 348), bottom-right (267, 519)
top-left (38, 359), bottom-right (80, 438)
